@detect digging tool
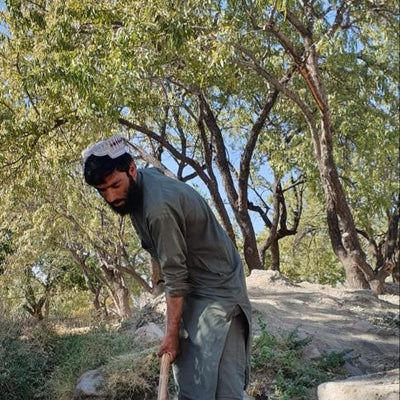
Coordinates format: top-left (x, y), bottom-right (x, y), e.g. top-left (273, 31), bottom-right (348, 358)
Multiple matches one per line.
top-left (157, 353), bottom-right (171, 400)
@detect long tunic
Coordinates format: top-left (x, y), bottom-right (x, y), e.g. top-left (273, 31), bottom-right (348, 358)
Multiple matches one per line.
top-left (130, 168), bottom-right (251, 398)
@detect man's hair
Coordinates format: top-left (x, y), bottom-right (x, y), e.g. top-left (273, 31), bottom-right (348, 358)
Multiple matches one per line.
top-left (84, 153), bottom-right (133, 186)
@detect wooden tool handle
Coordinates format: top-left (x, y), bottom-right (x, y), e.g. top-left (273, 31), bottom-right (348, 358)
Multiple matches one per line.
top-left (157, 353), bottom-right (171, 400)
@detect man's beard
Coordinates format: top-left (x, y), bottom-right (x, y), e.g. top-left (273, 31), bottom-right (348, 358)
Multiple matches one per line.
top-left (107, 176), bottom-right (142, 216)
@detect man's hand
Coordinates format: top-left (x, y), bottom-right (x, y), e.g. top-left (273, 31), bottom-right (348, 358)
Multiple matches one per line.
top-left (157, 295), bottom-right (184, 363)
top-left (157, 331), bottom-right (180, 362)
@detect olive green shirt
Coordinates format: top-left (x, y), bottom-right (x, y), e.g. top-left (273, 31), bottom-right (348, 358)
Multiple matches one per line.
top-left (130, 168), bottom-right (251, 396)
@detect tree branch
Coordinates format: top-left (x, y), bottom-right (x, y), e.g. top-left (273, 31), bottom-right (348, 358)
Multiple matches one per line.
top-left (119, 117), bottom-right (210, 183)
top-left (238, 88), bottom-right (279, 211)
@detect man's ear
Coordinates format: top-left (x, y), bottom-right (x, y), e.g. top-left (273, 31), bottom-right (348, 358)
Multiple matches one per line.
top-left (128, 162), bottom-right (137, 180)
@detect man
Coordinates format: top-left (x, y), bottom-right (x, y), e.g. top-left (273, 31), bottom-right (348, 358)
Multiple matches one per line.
top-left (82, 134), bottom-right (251, 400)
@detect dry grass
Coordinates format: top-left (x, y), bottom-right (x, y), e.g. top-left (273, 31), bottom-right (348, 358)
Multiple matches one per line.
top-left (102, 347), bottom-right (171, 400)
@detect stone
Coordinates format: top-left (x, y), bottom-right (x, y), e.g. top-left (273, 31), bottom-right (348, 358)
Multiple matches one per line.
top-left (356, 356), bottom-right (372, 372)
top-left (247, 269), bottom-right (295, 287)
top-left (243, 391), bottom-right (255, 400)
top-left (302, 345), bottom-right (322, 360)
top-left (134, 322), bottom-right (164, 342)
top-left (343, 361), bottom-right (364, 376)
top-left (353, 320), bottom-right (375, 333)
top-left (317, 369), bottom-right (399, 400)
top-left (74, 369), bottom-right (107, 398)
top-left (173, 391), bottom-right (254, 399)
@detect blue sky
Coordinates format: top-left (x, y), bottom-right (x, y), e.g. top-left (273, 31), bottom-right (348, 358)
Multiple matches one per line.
top-left (0, 1), bottom-right (8, 37)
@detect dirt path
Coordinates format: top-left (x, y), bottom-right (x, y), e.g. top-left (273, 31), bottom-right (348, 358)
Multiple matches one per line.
top-left (246, 270), bottom-right (399, 373)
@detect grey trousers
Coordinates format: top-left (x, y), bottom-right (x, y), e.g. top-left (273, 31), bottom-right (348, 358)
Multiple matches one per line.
top-left (177, 310), bottom-right (247, 400)
top-left (215, 310), bottom-right (247, 400)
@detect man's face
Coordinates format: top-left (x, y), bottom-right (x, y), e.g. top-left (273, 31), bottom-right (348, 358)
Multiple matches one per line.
top-left (95, 167), bottom-right (141, 215)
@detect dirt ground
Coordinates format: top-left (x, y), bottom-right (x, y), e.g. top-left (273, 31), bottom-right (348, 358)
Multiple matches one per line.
top-left (246, 270), bottom-right (400, 374)
top-left (73, 270), bottom-right (399, 400)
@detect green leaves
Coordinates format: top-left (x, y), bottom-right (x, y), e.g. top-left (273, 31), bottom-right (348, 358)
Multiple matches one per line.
top-left (0, 0), bottom-right (397, 302)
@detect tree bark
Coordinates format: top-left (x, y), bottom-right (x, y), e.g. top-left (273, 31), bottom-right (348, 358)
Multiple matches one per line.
top-left (313, 83), bottom-right (372, 289)
top-left (101, 265), bottom-right (132, 319)
top-left (270, 239), bottom-right (280, 271)
top-left (113, 280), bottom-right (131, 319)
top-left (197, 114), bottom-right (237, 244)
top-left (199, 94), bottom-right (266, 271)
top-left (357, 202), bottom-right (400, 284)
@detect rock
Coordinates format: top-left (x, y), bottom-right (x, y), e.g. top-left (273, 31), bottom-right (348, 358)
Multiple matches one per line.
top-left (317, 369), bottom-right (400, 400)
top-left (129, 294), bottom-right (167, 329)
top-left (247, 269), bottom-right (295, 288)
top-left (74, 369), bottom-right (107, 399)
top-left (134, 322), bottom-right (164, 342)
top-left (353, 320), bottom-right (375, 333)
top-left (243, 391), bottom-right (255, 400)
top-left (356, 356), bottom-right (373, 373)
top-left (343, 361), bottom-right (363, 376)
top-left (302, 345), bottom-right (322, 360)
top-left (173, 391), bottom-right (254, 399)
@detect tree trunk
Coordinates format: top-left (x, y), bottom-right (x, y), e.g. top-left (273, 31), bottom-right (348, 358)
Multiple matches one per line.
top-left (199, 95), bottom-right (264, 271)
top-left (394, 219), bottom-right (400, 282)
top-left (356, 203), bottom-right (399, 285)
top-left (385, 205), bottom-right (400, 283)
top-left (238, 211), bottom-right (264, 271)
top-left (393, 254), bottom-right (400, 283)
top-left (24, 295), bottom-right (47, 321)
top-left (111, 272), bottom-right (132, 319)
top-left (270, 239), bottom-right (280, 271)
top-left (101, 265), bottom-right (132, 320)
top-left (113, 281), bottom-right (131, 319)
top-left (301, 33), bottom-right (376, 290)
top-left (93, 286), bottom-right (101, 314)
top-left (24, 304), bottom-right (44, 321)
top-left (323, 158), bottom-right (371, 289)
top-left (255, 177), bottom-right (302, 271)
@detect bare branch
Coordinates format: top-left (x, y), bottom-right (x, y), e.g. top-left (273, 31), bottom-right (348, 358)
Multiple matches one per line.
top-left (233, 44), bottom-right (320, 157)
top-left (119, 117), bottom-right (210, 182)
top-left (124, 140), bottom-right (177, 179)
top-left (238, 88), bottom-right (279, 210)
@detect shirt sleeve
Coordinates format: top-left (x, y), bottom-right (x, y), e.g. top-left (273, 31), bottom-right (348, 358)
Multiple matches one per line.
top-left (148, 206), bottom-right (191, 297)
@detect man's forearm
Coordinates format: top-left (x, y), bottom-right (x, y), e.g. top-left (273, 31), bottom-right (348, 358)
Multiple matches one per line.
top-left (166, 295), bottom-right (184, 337)
top-left (157, 295), bottom-right (184, 361)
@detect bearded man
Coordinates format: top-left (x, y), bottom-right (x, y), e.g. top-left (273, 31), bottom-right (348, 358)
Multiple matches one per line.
top-left (82, 135), bottom-right (251, 400)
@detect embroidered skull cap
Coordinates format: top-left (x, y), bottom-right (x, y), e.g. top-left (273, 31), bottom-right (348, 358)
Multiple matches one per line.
top-left (82, 134), bottom-right (128, 163)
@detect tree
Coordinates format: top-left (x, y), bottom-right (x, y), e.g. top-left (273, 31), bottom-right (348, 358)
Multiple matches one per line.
top-left (0, 0), bottom-right (398, 292)
top-left (0, 0), bottom-right (306, 273)
top-left (0, 161), bottom-right (153, 320)
top-left (228, 1), bottom-right (398, 292)
top-left (21, 256), bottom-right (61, 321)
top-left (0, 229), bottom-right (13, 274)
top-left (279, 189), bottom-right (345, 285)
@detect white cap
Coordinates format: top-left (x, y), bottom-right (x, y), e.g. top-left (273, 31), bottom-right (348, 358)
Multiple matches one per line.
top-left (82, 134), bottom-right (128, 163)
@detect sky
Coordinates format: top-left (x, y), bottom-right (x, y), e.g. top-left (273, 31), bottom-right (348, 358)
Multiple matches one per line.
top-left (0, 2), bottom-right (8, 38)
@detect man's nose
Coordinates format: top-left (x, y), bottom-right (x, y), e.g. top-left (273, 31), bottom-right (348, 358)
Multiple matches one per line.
top-left (103, 189), bottom-right (117, 203)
